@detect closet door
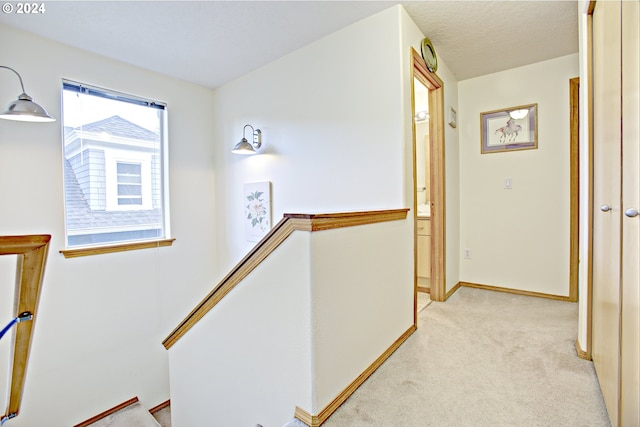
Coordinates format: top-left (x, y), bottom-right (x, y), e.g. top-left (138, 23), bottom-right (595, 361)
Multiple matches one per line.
top-left (620, 1), bottom-right (640, 424)
top-left (591, 1), bottom-right (622, 425)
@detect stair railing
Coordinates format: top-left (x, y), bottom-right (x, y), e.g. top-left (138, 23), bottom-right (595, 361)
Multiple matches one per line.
top-left (0, 235), bottom-right (51, 425)
top-left (163, 209), bottom-right (408, 350)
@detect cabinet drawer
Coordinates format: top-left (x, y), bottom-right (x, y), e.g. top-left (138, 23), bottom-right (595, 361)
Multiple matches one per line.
top-left (417, 234), bottom-right (431, 278)
top-left (417, 218), bottom-right (431, 236)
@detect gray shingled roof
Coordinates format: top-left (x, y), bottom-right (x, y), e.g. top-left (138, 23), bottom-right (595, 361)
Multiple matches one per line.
top-left (67, 115), bottom-right (159, 141)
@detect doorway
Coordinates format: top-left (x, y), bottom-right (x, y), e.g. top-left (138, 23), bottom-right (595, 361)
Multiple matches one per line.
top-left (411, 48), bottom-right (445, 325)
top-left (414, 76), bottom-right (431, 297)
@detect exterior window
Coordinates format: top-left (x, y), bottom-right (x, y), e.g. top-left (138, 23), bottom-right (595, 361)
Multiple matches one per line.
top-left (61, 80), bottom-right (170, 249)
top-left (117, 162), bottom-right (142, 205)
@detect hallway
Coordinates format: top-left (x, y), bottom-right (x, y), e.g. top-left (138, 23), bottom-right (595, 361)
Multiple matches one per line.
top-left (324, 287), bottom-right (609, 426)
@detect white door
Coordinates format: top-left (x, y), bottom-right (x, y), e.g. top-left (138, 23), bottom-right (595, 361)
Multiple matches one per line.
top-left (592, 1), bottom-right (640, 425)
top-left (620, 1), bottom-right (640, 424)
top-left (591, 1), bottom-right (622, 425)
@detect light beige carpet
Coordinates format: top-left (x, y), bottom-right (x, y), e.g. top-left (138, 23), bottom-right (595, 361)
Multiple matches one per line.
top-left (151, 406), bottom-right (171, 427)
top-left (322, 287), bottom-right (610, 427)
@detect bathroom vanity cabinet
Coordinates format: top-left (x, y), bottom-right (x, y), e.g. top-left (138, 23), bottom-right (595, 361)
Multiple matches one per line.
top-left (417, 217), bottom-right (431, 289)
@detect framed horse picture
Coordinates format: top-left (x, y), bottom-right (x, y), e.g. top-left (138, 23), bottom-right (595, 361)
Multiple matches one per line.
top-left (480, 104), bottom-right (537, 154)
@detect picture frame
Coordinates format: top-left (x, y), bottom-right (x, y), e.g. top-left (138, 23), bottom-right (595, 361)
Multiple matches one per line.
top-left (480, 103), bottom-right (537, 154)
top-left (243, 181), bottom-right (272, 242)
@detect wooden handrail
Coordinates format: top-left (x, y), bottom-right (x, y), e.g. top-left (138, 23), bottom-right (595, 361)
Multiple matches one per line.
top-left (0, 235), bottom-right (51, 424)
top-left (162, 209), bottom-right (408, 349)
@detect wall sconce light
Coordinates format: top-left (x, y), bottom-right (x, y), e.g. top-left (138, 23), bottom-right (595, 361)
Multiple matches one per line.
top-left (509, 109), bottom-right (528, 120)
top-left (232, 124), bottom-right (262, 155)
top-left (0, 65), bottom-right (56, 122)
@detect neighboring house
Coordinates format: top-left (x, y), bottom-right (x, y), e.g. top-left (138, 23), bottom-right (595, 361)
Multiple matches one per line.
top-left (63, 115), bottom-right (163, 246)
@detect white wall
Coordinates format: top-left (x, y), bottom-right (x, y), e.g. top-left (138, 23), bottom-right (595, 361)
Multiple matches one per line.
top-left (0, 24), bottom-right (217, 426)
top-left (169, 232), bottom-right (314, 427)
top-left (207, 2), bottom-right (461, 309)
top-left (310, 220), bottom-right (412, 411)
top-left (211, 6), bottom-right (410, 272)
top-left (439, 59), bottom-right (461, 294)
top-left (458, 54), bottom-right (579, 296)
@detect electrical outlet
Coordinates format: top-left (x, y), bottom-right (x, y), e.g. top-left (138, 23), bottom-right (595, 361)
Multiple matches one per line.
top-left (464, 248), bottom-right (472, 259)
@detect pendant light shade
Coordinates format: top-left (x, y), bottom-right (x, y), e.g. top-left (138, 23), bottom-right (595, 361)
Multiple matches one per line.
top-left (232, 138), bottom-right (257, 155)
top-left (0, 66), bottom-right (56, 122)
top-left (1, 93), bottom-right (56, 122)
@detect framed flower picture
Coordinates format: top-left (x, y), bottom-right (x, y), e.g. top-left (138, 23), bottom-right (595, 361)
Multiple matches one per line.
top-left (244, 181), bottom-right (272, 242)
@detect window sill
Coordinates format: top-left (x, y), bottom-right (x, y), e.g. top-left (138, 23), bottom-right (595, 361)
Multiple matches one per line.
top-left (60, 238), bottom-right (175, 258)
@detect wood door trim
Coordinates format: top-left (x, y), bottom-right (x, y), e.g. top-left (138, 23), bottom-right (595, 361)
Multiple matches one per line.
top-left (0, 234), bottom-right (51, 423)
top-left (460, 281), bottom-right (574, 302)
top-left (569, 77), bottom-right (580, 303)
top-left (585, 0), bottom-right (595, 362)
top-left (411, 48), bottom-right (446, 307)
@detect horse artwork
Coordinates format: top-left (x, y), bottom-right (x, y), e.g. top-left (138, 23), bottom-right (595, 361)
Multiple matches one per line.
top-left (481, 104), bottom-right (537, 154)
top-left (495, 118), bottom-right (523, 143)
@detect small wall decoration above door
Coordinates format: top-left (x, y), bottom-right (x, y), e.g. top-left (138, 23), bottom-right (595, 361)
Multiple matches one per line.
top-left (481, 103), bottom-right (537, 154)
top-left (420, 37), bottom-right (438, 73)
top-left (243, 181), bottom-right (272, 242)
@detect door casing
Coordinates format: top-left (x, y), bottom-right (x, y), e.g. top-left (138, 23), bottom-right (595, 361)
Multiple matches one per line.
top-left (411, 48), bottom-right (446, 316)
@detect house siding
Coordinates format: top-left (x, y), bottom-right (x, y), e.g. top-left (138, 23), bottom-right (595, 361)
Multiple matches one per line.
top-left (69, 148), bottom-right (106, 211)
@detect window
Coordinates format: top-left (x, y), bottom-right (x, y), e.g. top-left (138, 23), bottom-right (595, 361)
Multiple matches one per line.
top-left (61, 80), bottom-right (171, 254)
top-left (117, 162), bottom-right (142, 205)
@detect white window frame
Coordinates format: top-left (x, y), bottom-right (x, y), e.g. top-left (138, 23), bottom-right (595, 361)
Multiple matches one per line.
top-left (116, 161), bottom-right (143, 206)
top-left (105, 150), bottom-right (153, 211)
top-left (60, 79), bottom-right (172, 256)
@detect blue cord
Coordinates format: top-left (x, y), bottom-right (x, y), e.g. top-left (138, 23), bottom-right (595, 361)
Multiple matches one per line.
top-left (0, 317), bottom-right (18, 341)
top-left (0, 312), bottom-right (32, 425)
top-left (0, 312), bottom-right (33, 341)
top-left (1, 412), bottom-right (16, 425)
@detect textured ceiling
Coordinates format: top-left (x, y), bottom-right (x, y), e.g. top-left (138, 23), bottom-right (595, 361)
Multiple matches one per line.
top-left (0, 1), bottom-right (578, 88)
top-left (403, 1), bottom-right (579, 81)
